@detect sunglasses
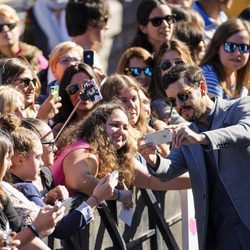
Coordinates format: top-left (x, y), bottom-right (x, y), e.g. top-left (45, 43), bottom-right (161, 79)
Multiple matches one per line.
top-left (15, 78), bottom-right (37, 88)
top-left (0, 23), bottom-right (16, 32)
top-left (148, 15), bottom-right (175, 27)
top-left (160, 59), bottom-right (184, 71)
top-left (41, 140), bottom-right (56, 152)
top-left (125, 67), bottom-right (153, 77)
top-left (57, 57), bottom-right (81, 65)
top-left (223, 41), bottom-right (250, 54)
top-left (65, 80), bottom-right (90, 96)
top-left (166, 85), bottom-right (195, 107)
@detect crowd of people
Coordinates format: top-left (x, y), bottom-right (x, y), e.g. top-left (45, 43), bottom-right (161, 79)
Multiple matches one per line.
top-left (0, 0), bottom-right (249, 249)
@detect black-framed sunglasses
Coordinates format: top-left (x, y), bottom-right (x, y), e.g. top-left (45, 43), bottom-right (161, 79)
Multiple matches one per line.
top-left (223, 41), bottom-right (250, 54)
top-left (160, 59), bottom-right (184, 71)
top-left (148, 15), bottom-right (175, 27)
top-left (165, 85), bottom-right (195, 107)
top-left (41, 140), bottom-right (55, 152)
top-left (15, 78), bottom-right (37, 88)
top-left (125, 67), bottom-right (153, 78)
top-left (65, 80), bottom-right (90, 96)
top-left (0, 23), bottom-right (16, 32)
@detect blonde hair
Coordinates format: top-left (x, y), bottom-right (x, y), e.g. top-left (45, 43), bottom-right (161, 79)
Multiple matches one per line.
top-left (49, 41), bottom-right (83, 71)
top-left (0, 85), bottom-right (24, 114)
top-left (0, 4), bottom-right (19, 23)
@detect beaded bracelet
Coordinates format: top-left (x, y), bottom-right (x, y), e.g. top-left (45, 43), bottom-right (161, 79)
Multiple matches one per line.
top-left (27, 224), bottom-right (39, 238)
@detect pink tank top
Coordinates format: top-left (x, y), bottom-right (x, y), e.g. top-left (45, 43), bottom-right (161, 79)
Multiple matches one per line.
top-left (51, 140), bottom-right (91, 186)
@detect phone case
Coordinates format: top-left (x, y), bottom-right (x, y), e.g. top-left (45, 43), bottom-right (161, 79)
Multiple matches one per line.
top-left (84, 50), bottom-right (94, 67)
top-left (144, 129), bottom-right (172, 145)
top-left (80, 79), bottom-right (102, 104)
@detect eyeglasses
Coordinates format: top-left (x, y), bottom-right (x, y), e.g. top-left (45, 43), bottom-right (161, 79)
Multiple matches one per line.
top-left (0, 23), bottom-right (16, 32)
top-left (125, 67), bottom-right (153, 77)
top-left (57, 57), bottom-right (81, 65)
top-left (160, 59), bottom-right (184, 71)
top-left (41, 140), bottom-right (55, 152)
top-left (223, 41), bottom-right (250, 54)
top-left (65, 80), bottom-right (90, 96)
top-left (15, 78), bottom-right (37, 88)
top-left (148, 15), bottom-right (175, 27)
top-left (165, 85), bottom-right (195, 107)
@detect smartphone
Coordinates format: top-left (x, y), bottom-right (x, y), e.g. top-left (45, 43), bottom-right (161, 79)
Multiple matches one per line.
top-left (111, 170), bottom-right (119, 187)
top-left (83, 50), bottom-right (94, 67)
top-left (49, 85), bottom-right (59, 98)
top-left (144, 129), bottom-right (172, 146)
top-left (80, 79), bottom-right (102, 104)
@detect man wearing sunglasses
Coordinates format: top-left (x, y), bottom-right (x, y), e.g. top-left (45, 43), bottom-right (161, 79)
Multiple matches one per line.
top-left (0, 4), bottom-right (48, 72)
top-left (149, 63), bottom-right (250, 249)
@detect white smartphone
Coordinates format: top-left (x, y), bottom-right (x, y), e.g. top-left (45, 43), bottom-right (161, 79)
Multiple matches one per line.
top-left (111, 170), bottom-right (119, 187)
top-left (144, 129), bottom-right (172, 145)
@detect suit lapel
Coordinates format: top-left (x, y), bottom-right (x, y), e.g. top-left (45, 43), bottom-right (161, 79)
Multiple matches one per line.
top-left (209, 98), bottom-right (232, 167)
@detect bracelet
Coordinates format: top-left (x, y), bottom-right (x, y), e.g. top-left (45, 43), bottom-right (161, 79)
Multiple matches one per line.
top-left (116, 189), bottom-right (121, 201)
top-left (27, 224), bottom-right (39, 238)
top-left (91, 195), bottom-right (99, 205)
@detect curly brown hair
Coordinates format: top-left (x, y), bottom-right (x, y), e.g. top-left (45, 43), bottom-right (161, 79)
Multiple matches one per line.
top-left (56, 101), bottom-right (136, 188)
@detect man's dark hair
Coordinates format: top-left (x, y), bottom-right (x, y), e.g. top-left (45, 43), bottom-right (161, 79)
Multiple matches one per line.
top-left (66, 0), bottom-right (108, 37)
top-left (161, 63), bottom-right (205, 90)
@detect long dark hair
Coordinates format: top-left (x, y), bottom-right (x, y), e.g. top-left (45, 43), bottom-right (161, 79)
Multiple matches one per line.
top-left (53, 63), bottom-right (100, 125)
top-left (130, 0), bottom-right (169, 53)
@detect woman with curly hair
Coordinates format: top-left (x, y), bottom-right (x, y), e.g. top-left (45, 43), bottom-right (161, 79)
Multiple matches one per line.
top-left (52, 101), bottom-right (135, 208)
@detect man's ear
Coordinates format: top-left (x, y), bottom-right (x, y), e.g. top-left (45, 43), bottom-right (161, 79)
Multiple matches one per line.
top-left (199, 80), bottom-right (207, 96)
top-left (138, 24), bottom-right (147, 34)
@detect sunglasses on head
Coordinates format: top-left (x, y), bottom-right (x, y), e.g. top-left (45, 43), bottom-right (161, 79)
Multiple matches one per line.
top-left (166, 85), bottom-right (195, 108)
top-left (15, 78), bottom-right (37, 88)
top-left (66, 80), bottom-right (90, 96)
top-left (0, 23), bottom-right (16, 32)
top-left (148, 15), bottom-right (175, 27)
top-left (160, 59), bottom-right (184, 71)
top-left (223, 41), bottom-right (250, 54)
top-left (125, 67), bottom-right (153, 78)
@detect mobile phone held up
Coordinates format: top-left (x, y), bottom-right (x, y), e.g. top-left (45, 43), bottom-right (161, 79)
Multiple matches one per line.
top-left (79, 79), bottom-right (102, 104)
top-left (49, 85), bottom-right (59, 98)
top-left (144, 128), bottom-right (173, 146)
top-left (83, 50), bottom-right (94, 67)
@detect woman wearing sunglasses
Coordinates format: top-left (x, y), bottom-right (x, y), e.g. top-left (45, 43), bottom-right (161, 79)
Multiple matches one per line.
top-left (200, 18), bottom-right (250, 100)
top-left (150, 39), bottom-right (193, 124)
top-left (52, 63), bottom-right (100, 136)
top-left (130, 0), bottom-right (174, 54)
top-left (0, 58), bottom-right (62, 121)
top-left (117, 47), bottom-right (153, 92)
top-left (0, 4), bottom-right (48, 73)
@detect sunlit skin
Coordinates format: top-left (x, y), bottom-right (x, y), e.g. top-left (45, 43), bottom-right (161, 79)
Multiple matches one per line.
top-left (140, 4), bottom-right (173, 51)
top-left (105, 109), bottom-right (129, 150)
top-left (166, 0), bottom-right (193, 8)
top-left (165, 79), bottom-right (206, 122)
top-left (127, 57), bottom-right (152, 90)
top-left (68, 72), bottom-right (94, 118)
top-left (40, 126), bottom-right (56, 166)
top-left (12, 70), bottom-right (36, 107)
top-left (52, 49), bottom-right (82, 82)
top-left (219, 30), bottom-right (250, 76)
top-left (0, 16), bottom-right (20, 53)
top-left (11, 140), bottom-right (44, 182)
top-left (119, 88), bottom-right (140, 126)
